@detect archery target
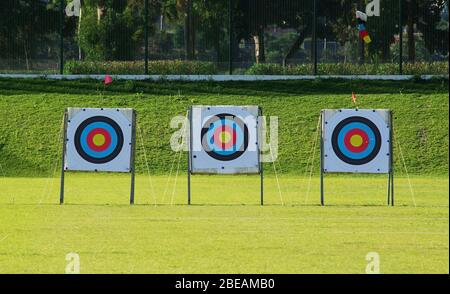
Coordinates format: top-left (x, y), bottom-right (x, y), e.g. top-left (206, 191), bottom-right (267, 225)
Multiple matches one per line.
top-left (65, 108), bottom-right (134, 172)
top-left (201, 113), bottom-right (249, 161)
top-left (190, 106), bottom-right (260, 174)
top-left (323, 109), bottom-right (391, 173)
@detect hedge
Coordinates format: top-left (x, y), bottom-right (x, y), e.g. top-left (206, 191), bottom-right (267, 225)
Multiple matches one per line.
top-left (64, 60), bottom-right (218, 75)
top-left (245, 62), bottom-right (449, 75)
top-left (64, 60), bottom-right (448, 76)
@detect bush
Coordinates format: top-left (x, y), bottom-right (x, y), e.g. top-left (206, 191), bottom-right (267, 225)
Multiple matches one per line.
top-left (64, 60), bottom-right (218, 75)
top-left (245, 62), bottom-right (449, 75)
top-left (402, 62), bottom-right (449, 75)
top-left (64, 60), bottom-right (447, 76)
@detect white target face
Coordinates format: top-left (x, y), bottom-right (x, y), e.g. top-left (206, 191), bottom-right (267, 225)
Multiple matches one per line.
top-left (64, 108), bottom-right (134, 172)
top-left (322, 109), bottom-right (391, 173)
top-left (190, 106), bottom-right (260, 174)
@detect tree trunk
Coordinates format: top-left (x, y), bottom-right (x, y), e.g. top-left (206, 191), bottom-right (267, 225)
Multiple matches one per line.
top-left (407, 0), bottom-right (416, 62)
top-left (184, 0), bottom-right (194, 60)
top-left (253, 35), bottom-right (260, 64)
top-left (97, 0), bottom-right (105, 24)
top-left (24, 39), bottom-right (30, 71)
top-left (253, 28), bottom-right (265, 64)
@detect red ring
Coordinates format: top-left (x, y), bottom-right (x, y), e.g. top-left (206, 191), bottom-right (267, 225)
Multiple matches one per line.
top-left (213, 125), bottom-right (236, 150)
top-left (344, 128), bottom-right (369, 153)
top-left (86, 128), bottom-right (112, 152)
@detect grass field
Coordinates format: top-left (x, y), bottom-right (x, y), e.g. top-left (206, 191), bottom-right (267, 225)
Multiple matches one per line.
top-left (0, 174), bottom-right (448, 273)
top-left (0, 78), bottom-right (448, 273)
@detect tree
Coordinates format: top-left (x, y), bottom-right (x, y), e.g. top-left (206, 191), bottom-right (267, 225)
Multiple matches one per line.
top-left (192, 0), bottom-right (229, 62)
top-left (0, 0), bottom-right (59, 70)
top-left (403, 0), bottom-right (448, 62)
top-left (234, 0), bottom-right (314, 64)
top-left (77, 0), bottom-right (161, 61)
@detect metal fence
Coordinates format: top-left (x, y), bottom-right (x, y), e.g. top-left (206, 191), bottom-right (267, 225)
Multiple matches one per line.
top-left (0, 0), bottom-right (448, 75)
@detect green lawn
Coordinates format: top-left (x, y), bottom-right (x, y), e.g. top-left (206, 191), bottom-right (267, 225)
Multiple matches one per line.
top-left (0, 174), bottom-right (448, 273)
top-left (0, 78), bottom-right (448, 176)
top-left (0, 78), bottom-right (448, 273)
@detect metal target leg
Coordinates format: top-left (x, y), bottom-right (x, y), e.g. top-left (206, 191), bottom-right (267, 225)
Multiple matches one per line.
top-left (59, 169), bottom-right (65, 205)
top-left (320, 169), bottom-right (324, 206)
top-left (320, 111), bottom-right (324, 206)
top-left (391, 170), bottom-right (394, 206)
top-left (258, 107), bottom-right (263, 206)
top-left (260, 161), bottom-right (264, 206)
top-left (59, 110), bottom-right (68, 205)
top-left (390, 110), bottom-right (394, 207)
top-left (188, 108), bottom-right (192, 205)
top-left (387, 171), bottom-right (391, 205)
top-left (188, 166), bottom-right (191, 205)
top-left (130, 168), bottom-right (135, 205)
top-left (129, 110), bottom-right (137, 205)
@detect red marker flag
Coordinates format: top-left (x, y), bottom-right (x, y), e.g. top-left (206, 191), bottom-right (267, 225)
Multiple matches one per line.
top-left (352, 92), bottom-right (357, 104)
top-left (104, 74), bottom-right (113, 85)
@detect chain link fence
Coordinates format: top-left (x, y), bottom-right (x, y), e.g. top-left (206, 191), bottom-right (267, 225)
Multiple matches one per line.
top-left (0, 0), bottom-right (448, 75)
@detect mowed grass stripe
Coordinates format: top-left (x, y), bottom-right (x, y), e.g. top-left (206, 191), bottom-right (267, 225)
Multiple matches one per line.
top-left (0, 175), bottom-right (448, 273)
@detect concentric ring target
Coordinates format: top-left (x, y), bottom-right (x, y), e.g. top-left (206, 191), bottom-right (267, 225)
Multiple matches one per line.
top-left (331, 116), bottom-right (382, 165)
top-left (74, 116), bottom-right (124, 164)
top-left (201, 113), bottom-right (249, 161)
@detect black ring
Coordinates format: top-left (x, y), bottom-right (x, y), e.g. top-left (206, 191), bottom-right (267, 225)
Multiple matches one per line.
top-left (74, 116), bottom-right (124, 164)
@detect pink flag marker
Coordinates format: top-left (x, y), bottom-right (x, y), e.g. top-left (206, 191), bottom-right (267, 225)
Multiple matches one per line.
top-left (104, 74), bottom-right (113, 85)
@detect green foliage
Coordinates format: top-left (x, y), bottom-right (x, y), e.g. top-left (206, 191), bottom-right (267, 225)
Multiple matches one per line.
top-left (265, 30), bottom-right (294, 62)
top-left (78, 3), bottom-right (146, 61)
top-left (0, 0), bottom-right (59, 68)
top-left (390, 34), bottom-right (443, 63)
top-left (246, 61), bottom-right (449, 75)
top-left (402, 62), bottom-right (450, 75)
top-left (64, 60), bottom-right (217, 74)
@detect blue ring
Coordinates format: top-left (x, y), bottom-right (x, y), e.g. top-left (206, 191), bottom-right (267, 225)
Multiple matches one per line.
top-left (337, 122), bottom-right (376, 160)
top-left (79, 121), bottom-right (118, 158)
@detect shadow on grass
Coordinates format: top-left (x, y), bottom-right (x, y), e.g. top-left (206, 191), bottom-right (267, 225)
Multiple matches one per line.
top-left (0, 78), bottom-right (448, 97)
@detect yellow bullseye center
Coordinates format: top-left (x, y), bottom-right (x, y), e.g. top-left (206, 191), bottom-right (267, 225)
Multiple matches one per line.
top-left (219, 131), bottom-right (231, 143)
top-left (92, 134), bottom-right (106, 146)
top-left (350, 134), bottom-right (363, 147)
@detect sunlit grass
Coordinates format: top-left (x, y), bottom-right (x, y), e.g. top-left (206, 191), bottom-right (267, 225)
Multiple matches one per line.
top-left (0, 175), bottom-right (447, 273)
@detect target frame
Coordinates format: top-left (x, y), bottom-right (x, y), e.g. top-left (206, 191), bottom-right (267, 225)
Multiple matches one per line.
top-left (64, 108), bottom-right (134, 172)
top-left (189, 105), bottom-right (261, 174)
top-left (322, 109), bottom-right (391, 174)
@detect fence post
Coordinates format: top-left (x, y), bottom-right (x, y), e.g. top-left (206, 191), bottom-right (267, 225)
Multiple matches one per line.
top-left (59, 0), bottom-right (64, 74)
top-left (145, 0), bottom-right (149, 75)
top-left (228, 0), bottom-right (233, 75)
top-left (312, 0), bottom-right (317, 75)
top-left (399, 0), bottom-right (403, 75)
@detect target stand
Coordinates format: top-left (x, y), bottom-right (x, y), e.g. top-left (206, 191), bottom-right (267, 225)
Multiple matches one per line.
top-left (320, 109), bottom-right (394, 206)
top-left (187, 106), bottom-right (264, 205)
top-left (59, 108), bottom-right (137, 205)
